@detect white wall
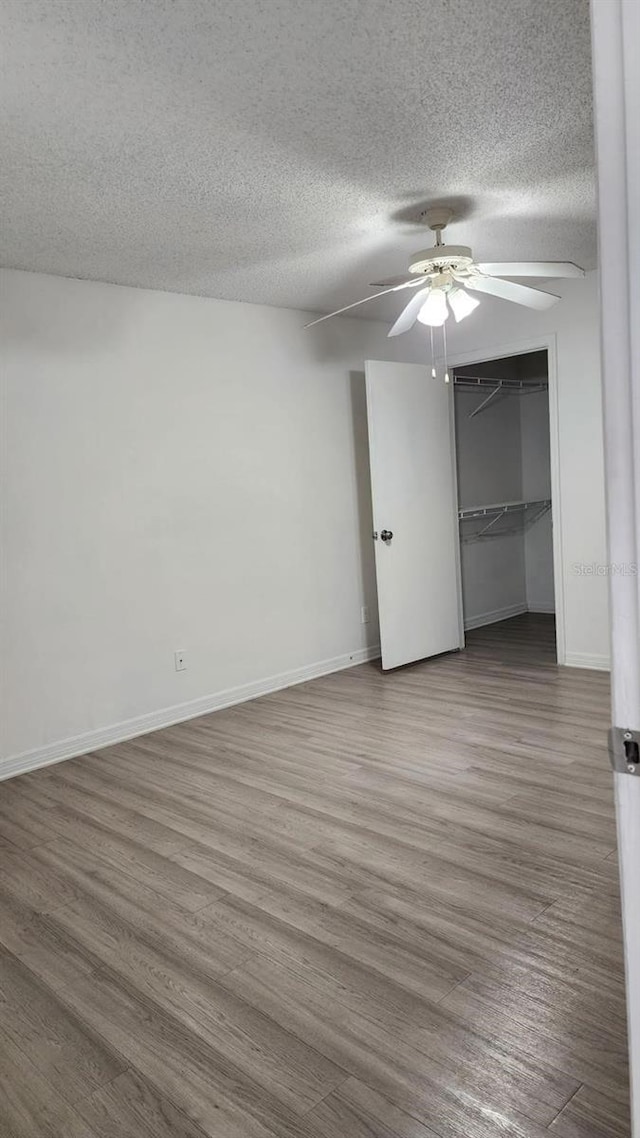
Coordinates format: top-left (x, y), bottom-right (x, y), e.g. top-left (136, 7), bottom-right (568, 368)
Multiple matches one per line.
top-left (0, 268), bottom-right (420, 771)
top-left (403, 272), bottom-right (608, 669)
top-left (454, 385), bottom-right (527, 628)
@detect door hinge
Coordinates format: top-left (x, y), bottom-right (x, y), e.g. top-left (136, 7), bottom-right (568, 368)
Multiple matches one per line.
top-left (608, 726), bottom-right (640, 774)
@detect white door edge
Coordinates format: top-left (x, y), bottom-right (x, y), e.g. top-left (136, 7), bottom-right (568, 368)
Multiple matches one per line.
top-left (591, 0), bottom-right (640, 1131)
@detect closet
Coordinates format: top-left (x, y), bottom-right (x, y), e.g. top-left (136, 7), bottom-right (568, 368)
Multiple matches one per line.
top-left (453, 350), bottom-right (555, 640)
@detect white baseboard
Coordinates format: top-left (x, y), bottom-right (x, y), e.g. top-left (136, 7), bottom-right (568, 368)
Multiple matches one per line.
top-left (1, 634), bottom-right (610, 782)
top-left (527, 603), bottom-right (556, 614)
top-left (564, 651), bottom-right (611, 672)
top-left (0, 644), bottom-right (381, 783)
top-left (464, 603), bottom-right (528, 631)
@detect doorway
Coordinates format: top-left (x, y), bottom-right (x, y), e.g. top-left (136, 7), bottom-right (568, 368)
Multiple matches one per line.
top-left (452, 349), bottom-right (558, 661)
top-left (365, 343), bottom-right (564, 672)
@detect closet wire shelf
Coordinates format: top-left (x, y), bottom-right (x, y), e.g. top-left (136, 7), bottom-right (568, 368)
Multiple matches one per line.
top-left (453, 374), bottom-right (548, 418)
top-left (458, 499), bottom-right (551, 542)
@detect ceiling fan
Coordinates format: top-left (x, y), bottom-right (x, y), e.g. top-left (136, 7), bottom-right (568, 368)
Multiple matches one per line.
top-left (305, 207), bottom-right (585, 337)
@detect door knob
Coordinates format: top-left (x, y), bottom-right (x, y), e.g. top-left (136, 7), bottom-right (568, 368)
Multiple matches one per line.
top-left (380, 529), bottom-right (393, 543)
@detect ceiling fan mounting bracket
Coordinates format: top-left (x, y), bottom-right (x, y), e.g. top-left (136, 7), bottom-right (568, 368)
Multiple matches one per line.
top-left (409, 246), bottom-right (474, 274)
top-left (420, 206), bottom-right (455, 233)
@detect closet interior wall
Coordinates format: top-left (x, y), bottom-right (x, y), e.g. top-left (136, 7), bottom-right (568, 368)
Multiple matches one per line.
top-left (454, 351), bottom-right (554, 631)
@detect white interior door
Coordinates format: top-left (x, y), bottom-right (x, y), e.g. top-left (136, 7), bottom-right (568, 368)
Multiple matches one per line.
top-left (591, 1), bottom-right (640, 1130)
top-left (365, 360), bottom-right (463, 670)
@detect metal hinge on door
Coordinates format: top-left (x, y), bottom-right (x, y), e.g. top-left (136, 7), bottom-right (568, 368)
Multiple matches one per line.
top-left (609, 727), bottom-right (640, 774)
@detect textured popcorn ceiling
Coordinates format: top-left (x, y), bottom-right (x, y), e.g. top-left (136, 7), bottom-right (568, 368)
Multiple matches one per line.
top-left (0, 0), bottom-right (595, 320)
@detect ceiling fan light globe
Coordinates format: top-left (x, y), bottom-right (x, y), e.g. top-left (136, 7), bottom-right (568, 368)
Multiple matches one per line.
top-left (417, 289), bottom-right (448, 327)
top-left (448, 287), bottom-right (480, 322)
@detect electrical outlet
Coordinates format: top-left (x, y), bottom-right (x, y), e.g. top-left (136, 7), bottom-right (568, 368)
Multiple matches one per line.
top-left (361, 605), bottom-right (370, 624)
top-left (174, 650), bottom-right (187, 672)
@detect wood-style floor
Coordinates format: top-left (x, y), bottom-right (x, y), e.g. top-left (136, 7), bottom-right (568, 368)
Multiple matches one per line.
top-left (0, 614), bottom-right (628, 1137)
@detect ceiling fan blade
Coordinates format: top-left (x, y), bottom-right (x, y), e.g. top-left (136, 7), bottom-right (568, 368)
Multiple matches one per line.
top-left (464, 275), bottom-right (560, 310)
top-left (303, 279), bottom-right (423, 329)
top-left (370, 275), bottom-right (418, 288)
top-left (387, 287), bottom-right (430, 337)
top-left (476, 261), bottom-right (584, 279)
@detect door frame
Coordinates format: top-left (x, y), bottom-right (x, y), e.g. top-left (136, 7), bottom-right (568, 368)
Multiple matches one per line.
top-left (443, 334), bottom-right (564, 664)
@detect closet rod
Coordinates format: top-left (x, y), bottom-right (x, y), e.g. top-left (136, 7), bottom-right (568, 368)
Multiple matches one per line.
top-left (458, 498), bottom-right (551, 519)
top-left (453, 374), bottom-right (548, 418)
top-left (453, 375), bottom-right (548, 391)
top-left (458, 498), bottom-right (552, 542)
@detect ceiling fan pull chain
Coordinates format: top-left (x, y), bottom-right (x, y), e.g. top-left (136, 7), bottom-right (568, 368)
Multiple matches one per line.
top-left (443, 320), bottom-right (450, 384)
top-left (430, 326), bottom-right (436, 379)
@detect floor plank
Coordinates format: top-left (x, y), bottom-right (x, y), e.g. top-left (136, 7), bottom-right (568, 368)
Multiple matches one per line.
top-left (309, 1077), bottom-right (441, 1137)
top-left (549, 1084), bottom-right (630, 1138)
top-left (0, 1027), bottom-right (99, 1137)
top-left (72, 1068), bottom-right (223, 1138)
top-left (0, 947), bottom-right (126, 1104)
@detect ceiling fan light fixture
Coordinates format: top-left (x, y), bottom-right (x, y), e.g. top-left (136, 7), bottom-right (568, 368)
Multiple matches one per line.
top-left (448, 287), bottom-right (480, 323)
top-left (417, 288), bottom-right (448, 327)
